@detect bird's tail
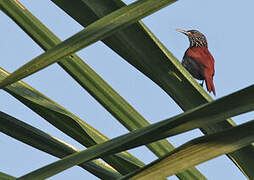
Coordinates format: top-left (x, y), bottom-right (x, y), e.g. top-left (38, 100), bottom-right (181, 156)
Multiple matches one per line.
top-left (205, 76), bottom-right (216, 96)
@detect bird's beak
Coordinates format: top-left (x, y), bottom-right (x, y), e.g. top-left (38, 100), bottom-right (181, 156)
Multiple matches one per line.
top-left (177, 29), bottom-right (190, 36)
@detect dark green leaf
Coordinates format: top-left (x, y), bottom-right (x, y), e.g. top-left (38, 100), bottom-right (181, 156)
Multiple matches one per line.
top-left (123, 120), bottom-right (254, 179)
top-left (0, 0), bottom-right (177, 88)
top-left (0, 67), bottom-right (143, 175)
top-left (0, 111), bottom-right (121, 179)
top-left (17, 85), bottom-right (254, 179)
top-left (0, 172), bottom-right (16, 180)
top-left (1, 1), bottom-right (197, 179)
top-left (51, 0), bottom-right (254, 177)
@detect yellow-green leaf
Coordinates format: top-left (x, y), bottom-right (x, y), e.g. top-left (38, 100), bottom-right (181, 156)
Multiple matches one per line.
top-left (51, 1), bottom-right (254, 177)
top-left (0, 0), bottom-right (177, 89)
top-left (125, 120), bottom-right (254, 179)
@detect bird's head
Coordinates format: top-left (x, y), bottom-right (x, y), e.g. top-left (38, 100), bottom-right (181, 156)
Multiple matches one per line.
top-left (177, 29), bottom-right (208, 48)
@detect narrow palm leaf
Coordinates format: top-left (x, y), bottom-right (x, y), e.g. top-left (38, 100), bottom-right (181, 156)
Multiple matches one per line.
top-left (0, 172), bottom-right (16, 180)
top-left (17, 85), bottom-right (254, 180)
top-left (124, 119), bottom-right (254, 179)
top-left (1, 1), bottom-right (201, 179)
top-left (0, 111), bottom-right (121, 179)
top-left (0, 0), bottom-right (177, 89)
top-left (2, 0), bottom-right (175, 161)
top-left (51, 0), bottom-right (254, 177)
top-left (0, 68), bottom-right (143, 174)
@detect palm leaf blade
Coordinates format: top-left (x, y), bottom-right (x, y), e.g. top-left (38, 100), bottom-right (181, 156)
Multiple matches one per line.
top-left (1, 1), bottom-right (201, 179)
top-left (0, 68), bottom-right (144, 174)
top-left (17, 85), bottom-right (254, 179)
top-left (0, 111), bottom-right (121, 179)
top-left (0, 172), bottom-right (16, 180)
top-left (51, 0), bottom-right (254, 177)
top-left (125, 119), bottom-right (254, 179)
top-left (0, 0), bottom-right (177, 89)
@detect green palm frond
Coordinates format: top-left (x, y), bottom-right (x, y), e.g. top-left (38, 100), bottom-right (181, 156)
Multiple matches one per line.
top-left (1, 0), bottom-right (253, 179)
top-left (123, 119), bottom-right (254, 179)
top-left (16, 85), bottom-right (254, 179)
top-left (0, 111), bottom-right (121, 179)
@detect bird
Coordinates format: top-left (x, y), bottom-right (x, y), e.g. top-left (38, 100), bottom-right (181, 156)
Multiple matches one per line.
top-left (177, 29), bottom-right (216, 95)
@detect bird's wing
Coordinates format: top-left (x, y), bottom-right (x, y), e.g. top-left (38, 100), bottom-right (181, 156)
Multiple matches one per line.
top-left (186, 47), bottom-right (215, 76)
